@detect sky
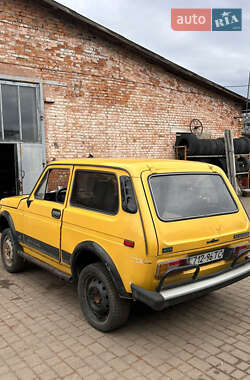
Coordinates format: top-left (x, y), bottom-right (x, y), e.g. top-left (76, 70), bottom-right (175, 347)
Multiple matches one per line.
top-left (57, 0), bottom-right (250, 97)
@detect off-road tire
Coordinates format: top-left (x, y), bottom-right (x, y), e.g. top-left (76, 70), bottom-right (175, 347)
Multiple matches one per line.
top-left (1, 228), bottom-right (26, 273)
top-left (78, 262), bottom-right (131, 332)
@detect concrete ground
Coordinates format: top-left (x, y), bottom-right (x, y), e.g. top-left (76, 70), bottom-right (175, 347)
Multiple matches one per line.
top-left (0, 200), bottom-right (250, 380)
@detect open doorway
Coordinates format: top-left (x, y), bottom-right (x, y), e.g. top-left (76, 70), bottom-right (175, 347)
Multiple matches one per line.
top-left (0, 144), bottom-right (18, 199)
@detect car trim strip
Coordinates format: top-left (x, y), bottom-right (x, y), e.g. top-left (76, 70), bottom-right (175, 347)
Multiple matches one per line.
top-left (18, 249), bottom-right (72, 281)
top-left (62, 250), bottom-right (71, 265)
top-left (17, 232), bottom-right (59, 260)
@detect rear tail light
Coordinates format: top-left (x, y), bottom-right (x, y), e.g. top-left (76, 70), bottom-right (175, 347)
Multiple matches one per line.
top-left (124, 240), bottom-right (135, 248)
top-left (232, 244), bottom-right (250, 258)
top-left (156, 258), bottom-right (187, 279)
top-left (168, 258), bottom-right (187, 267)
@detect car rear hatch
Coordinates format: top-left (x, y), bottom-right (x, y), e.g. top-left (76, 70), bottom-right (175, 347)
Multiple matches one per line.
top-left (141, 169), bottom-right (249, 256)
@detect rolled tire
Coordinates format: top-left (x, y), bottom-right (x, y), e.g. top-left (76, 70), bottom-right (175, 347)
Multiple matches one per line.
top-left (1, 228), bottom-right (26, 273)
top-left (78, 262), bottom-right (131, 332)
top-left (241, 137), bottom-right (250, 154)
top-left (175, 134), bottom-right (199, 155)
top-left (246, 137), bottom-right (250, 153)
top-left (233, 138), bottom-right (242, 154)
top-left (210, 140), bottom-right (219, 155)
top-left (215, 138), bottom-right (225, 155)
top-left (199, 139), bottom-right (214, 155)
top-left (217, 158), bottom-right (227, 173)
top-left (209, 140), bottom-right (219, 155)
top-left (197, 140), bottom-right (207, 155)
top-left (198, 140), bottom-right (207, 155)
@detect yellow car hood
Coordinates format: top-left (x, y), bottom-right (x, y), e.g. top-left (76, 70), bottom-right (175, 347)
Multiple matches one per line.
top-left (0, 195), bottom-right (28, 209)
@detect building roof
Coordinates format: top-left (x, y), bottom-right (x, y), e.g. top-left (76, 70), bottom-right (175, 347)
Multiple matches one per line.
top-left (42, 0), bottom-right (246, 105)
top-left (50, 158), bottom-right (216, 177)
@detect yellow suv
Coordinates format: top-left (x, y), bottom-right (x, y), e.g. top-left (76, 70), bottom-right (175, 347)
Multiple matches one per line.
top-left (0, 159), bottom-right (250, 331)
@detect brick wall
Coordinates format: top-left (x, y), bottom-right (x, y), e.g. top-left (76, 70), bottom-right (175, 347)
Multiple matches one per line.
top-left (0, 0), bottom-right (243, 162)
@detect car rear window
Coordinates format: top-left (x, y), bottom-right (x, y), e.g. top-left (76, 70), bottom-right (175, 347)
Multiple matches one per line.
top-left (149, 173), bottom-right (238, 222)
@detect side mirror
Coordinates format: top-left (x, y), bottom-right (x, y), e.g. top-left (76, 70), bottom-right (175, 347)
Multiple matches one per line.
top-left (27, 199), bottom-right (33, 208)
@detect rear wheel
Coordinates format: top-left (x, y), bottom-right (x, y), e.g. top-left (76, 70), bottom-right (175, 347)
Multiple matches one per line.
top-left (1, 228), bottom-right (26, 273)
top-left (78, 262), bottom-right (131, 332)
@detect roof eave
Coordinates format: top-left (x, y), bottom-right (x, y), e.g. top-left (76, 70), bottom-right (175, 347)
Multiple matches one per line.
top-left (42, 0), bottom-right (247, 105)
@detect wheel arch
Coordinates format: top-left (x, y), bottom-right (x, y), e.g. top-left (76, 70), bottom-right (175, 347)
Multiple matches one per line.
top-left (0, 211), bottom-right (18, 244)
top-left (71, 241), bottom-right (130, 298)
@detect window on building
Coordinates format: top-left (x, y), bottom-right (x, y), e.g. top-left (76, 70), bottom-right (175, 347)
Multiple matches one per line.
top-left (71, 170), bottom-right (119, 214)
top-left (0, 81), bottom-right (40, 142)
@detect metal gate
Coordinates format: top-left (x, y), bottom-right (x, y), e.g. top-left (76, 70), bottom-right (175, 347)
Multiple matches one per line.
top-left (17, 143), bottom-right (45, 194)
top-left (0, 78), bottom-right (45, 195)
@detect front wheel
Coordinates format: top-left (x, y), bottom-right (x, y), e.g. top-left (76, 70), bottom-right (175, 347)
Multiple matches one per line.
top-left (78, 263), bottom-right (131, 332)
top-left (1, 228), bottom-right (26, 273)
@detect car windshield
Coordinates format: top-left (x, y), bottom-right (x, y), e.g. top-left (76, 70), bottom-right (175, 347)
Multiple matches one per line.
top-left (149, 173), bottom-right (238, 222)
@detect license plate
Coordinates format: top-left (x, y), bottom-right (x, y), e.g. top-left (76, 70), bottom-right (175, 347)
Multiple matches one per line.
top-left (188, 249), bottom-right (224, 266)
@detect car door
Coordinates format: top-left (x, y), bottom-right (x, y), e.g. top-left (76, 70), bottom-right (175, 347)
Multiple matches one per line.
top-left (60, 167), bottom-right (147, 282)
top-left (20, 165), bottom-right (72, 265)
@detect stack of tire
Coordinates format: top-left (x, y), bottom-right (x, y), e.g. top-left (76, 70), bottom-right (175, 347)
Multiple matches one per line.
top-left (175, 134), bottom-right (250, 173)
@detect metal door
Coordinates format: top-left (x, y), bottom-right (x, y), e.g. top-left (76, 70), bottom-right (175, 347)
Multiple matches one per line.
top-left (17, 143), bottom-right (45, 194)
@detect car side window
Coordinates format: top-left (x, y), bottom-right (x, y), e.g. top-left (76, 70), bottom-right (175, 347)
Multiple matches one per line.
top-left (70, 170), bottom-right (119, 214)
top-left (34, 168), bottom-right (70, 203)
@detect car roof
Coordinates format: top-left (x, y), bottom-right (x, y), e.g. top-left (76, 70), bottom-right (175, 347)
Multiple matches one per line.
top-left (48, 158), bottom-right (220, 177)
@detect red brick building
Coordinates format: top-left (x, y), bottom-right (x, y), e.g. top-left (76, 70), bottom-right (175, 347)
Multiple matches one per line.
top-left (0, 0), bottom-right (246, 196)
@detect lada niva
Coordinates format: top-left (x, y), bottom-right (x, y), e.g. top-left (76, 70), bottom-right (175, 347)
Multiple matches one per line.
top-left (0, 159), bottom-right (249, 331)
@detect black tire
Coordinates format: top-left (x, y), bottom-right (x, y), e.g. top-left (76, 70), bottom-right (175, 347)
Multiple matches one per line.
top-left (214, 138), bottom-right (225, 155)
top-left (235, 158), bottom-right (241, 173)
top-left (1, 228), bottom-right (26, 273)
top-left (210, 140), bottom-right (218, 155)
top-left (208, 140), bottom-right (218, 155)
top-left (236, 156), bottom-right (249, 172)
top-left (239, 137), bottom-right (249, 154)
top-left (197, 140), bottom-right (206, 155)
top-left (217, 158), bottom-right (227, 173)
top-left (234, 138), bottom-right (242, 154)
top-left (199, 139), bottom-right (214, 155)
top-left (175, 134), bottom-right (199, 155)
top-left (78, 262), bottom-right (131, 332)
top-left (246, 137), bottom-right (250, 153)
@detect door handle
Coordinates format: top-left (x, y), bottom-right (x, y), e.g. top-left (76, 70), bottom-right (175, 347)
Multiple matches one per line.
top-left (51, 208), bottom-right (61, 219)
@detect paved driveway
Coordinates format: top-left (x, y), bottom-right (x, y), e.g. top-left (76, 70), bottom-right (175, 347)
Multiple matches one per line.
top-left (0, 199), bottom-right (250, 380)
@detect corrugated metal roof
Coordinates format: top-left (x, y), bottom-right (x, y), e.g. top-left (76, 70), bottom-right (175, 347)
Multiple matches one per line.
top-left (42, 0), bottom-right (246, 105)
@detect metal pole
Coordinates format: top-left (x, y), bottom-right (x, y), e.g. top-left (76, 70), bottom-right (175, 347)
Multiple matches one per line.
top-left (225, 130), bottom-right (237, 191)
top-left (242, 72), bottom-right (250, 134)
top-left (245, 72), bottom-right (250, 121)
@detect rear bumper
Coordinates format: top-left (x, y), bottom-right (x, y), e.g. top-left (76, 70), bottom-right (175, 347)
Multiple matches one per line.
top-left (131, 260), bottom-right (250, 311)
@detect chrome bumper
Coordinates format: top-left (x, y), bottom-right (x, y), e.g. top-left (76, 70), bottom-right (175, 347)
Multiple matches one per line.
top-left (131, 261), bottom-right (250, 311)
